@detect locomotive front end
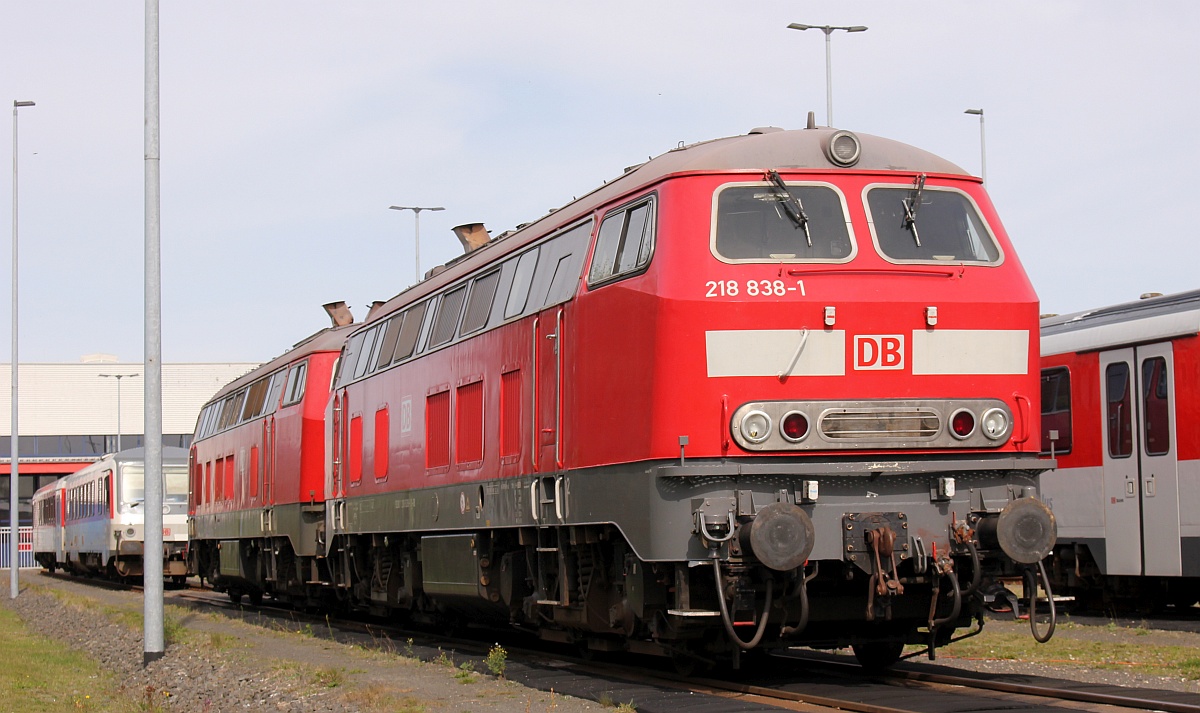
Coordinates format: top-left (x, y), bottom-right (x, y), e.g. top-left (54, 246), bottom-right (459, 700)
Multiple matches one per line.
top-left (592, 126), bottom-right (1059, 668)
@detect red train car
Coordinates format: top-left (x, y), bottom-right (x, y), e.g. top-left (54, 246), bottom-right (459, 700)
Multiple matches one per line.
top-left (192, 124), bottom-right (1057, 669)
top-left (1040, 290), bottom-right (1200, 610)
top-left (189, 320), bottom-right (353, 604)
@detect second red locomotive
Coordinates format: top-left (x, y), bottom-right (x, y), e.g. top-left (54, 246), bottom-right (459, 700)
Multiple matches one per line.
top-left (191, 121), bottom-right (1057, 670)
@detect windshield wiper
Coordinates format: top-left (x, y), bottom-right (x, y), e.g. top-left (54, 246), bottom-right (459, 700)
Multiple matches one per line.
top-left (766, 169), bottom-right (812, 247)
top-left (902, 173), bottom-right (927, 247)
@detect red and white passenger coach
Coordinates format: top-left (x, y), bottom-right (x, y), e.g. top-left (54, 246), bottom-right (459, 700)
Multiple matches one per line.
top-left (190, 123), bottom-right (1058, 669)
top-left (1040, 290), bottom-right (1200, 611)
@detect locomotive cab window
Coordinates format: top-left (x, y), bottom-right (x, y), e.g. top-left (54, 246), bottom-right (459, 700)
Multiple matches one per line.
top-left (1039, 367), bottom-right (1072, 454)
top-left (588, 197), bottom-right (656, 285)
top-left (282, 361), bottom-right (307, 406)
top-left (713, 182), bottom-right (852, 263)
top-left (866, 183), bottom-right (1001, 264)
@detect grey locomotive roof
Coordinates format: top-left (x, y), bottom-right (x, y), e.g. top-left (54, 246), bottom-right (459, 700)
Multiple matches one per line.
top-left (1041, 289), bottom-right (1200, 356)
top-left (361, 126), bottom-right (969, 330)
top-left (631, 126), bottom-right (967, 178)
top-left (205, 324), bottom-right (355, 404)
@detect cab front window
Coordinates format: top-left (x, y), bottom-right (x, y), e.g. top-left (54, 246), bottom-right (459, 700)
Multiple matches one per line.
top-left (712, 181), bottom-right (853, 263)
top-left (866, 184), bottom-right (1001, 264)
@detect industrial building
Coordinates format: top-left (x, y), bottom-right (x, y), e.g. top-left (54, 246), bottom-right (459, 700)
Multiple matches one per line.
top-left (1, 358), bottom-right (257, 526)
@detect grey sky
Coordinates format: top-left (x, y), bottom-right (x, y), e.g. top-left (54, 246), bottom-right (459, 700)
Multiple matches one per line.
top-left (2, 1), bottom-right (1197, 363)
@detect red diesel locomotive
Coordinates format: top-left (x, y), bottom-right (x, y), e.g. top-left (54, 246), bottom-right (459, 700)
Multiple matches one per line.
top-left (190, 122), bottom-right (1057, 670)
top-left (1040, 290), bottom-right (1200, 611)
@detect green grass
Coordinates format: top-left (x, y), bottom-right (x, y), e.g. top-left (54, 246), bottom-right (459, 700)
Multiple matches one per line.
top-left (0, 607), bottom-right (135, 713)
top-left (936, 623), bottom-right (1200, 680)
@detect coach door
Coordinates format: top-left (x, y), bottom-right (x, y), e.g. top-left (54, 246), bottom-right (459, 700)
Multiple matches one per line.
top-left (533, 307), bottom-right (564, 474)
top-left (1100, 349), bottom-right (1142, 575)
top-left (1100, 344), bottom-right (1181, 577)
top-left (1135, 342), bottom-right (1181, 577)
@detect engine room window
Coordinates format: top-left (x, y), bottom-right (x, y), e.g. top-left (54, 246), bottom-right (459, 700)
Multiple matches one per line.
top-left (866, 185), bottom-right (1001, 264)
top-left (460, 270), bottom-right (501, 336)
top-left (588, 198), bottom-right (655, 285)
top-left (504, 248), bottom-right (539, 319)
top-left (713, 183), bottom-right (852, 262)
top-left (429, 285), bottom-right (468, 348)
top-left (1039, 367), bottom-right (1072, 454)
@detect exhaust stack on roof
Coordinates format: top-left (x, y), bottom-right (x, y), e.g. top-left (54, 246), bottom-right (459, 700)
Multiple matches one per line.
top-left (323, 301), bottom-right (354, 327)
top-left (452, 223), bottom-right (490, 254)
top-left (365, 301), bottom-right (388, 321)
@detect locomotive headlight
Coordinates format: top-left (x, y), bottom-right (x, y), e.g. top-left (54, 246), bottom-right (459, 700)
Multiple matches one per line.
top-left (980, 408), bottom-right (1011, 441)
top-left (126, 528), bottom-right (136, 537)
top-left (826, 130), bottom-right (862, 167)
top-left (740, 410), bottom-right (772, 444)
top-left (949, 409), bottom-right (976, 439)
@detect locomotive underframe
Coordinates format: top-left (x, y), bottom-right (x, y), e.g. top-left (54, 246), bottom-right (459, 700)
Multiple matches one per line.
top-left (190, 454), bottom-right (1051, 665)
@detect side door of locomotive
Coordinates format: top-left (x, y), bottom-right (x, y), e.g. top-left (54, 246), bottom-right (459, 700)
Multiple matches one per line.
top-left (534, 306), bottom-right (563, 475)
top-left (1135, 341), bottom-right (1181, 577)
top-left (1099, 348), bottom-right (1142, 575)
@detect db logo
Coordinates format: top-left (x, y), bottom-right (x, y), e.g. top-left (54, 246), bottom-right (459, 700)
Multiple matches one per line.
top-left (854, 335), bottom-right (905, 370)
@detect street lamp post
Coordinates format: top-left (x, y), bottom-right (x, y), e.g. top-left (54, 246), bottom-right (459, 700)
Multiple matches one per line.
top-left (99, 373), bottom-right (140, 452)
top-left (389, 205), bottom-right (445, 284)
top-left (10, 99), bottom-right (34, 599)
top-left (964, 108), bottom-right (987, 185)
top-left (786, 23), bottom-right (867, 128)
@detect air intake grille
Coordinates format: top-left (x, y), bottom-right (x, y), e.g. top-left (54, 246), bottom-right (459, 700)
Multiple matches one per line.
top-left (820, 409), bottom-right (940, 440)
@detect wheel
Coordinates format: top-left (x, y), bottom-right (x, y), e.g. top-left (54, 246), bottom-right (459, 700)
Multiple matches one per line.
top-left (228, 590), bottom-right (243, 605)
top-left (247, 590), bottom-right (264, 607)
top-left (851, 640), bottom-right (905, 672)
top-left (171, 576), bottom-right (187, 588)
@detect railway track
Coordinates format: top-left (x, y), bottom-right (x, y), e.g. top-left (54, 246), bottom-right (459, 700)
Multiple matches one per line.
top-left (156, 582), bottom-right (1200, 713)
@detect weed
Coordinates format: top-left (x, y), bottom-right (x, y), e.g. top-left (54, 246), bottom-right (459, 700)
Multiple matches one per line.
top-left (405, 637), bottom-right (415, 657)
top-left (485, 643), bottom-right (508, 677)
top-left (614, 703), bottom-right (637, 713)
top-left (433, 648), bottom-right (454, 667)
top-left (297, 622), bottom-right (315, 637)
top-left (343, 684), bottom-right (429, 712)
top-left (313, 666), bottom-right (346, 688)
top-left (454, 661), bottom-right (476, 684)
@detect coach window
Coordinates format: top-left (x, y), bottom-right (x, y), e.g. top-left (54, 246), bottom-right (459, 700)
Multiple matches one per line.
top-left (1039, 367), bottom-right (1072, 454)
top-left (588, 198), bottom-right (655, 285)
top-left (1141, 357), bottom-right (1171, 455)
top-left (461, 270), bottom-right (501, 336)
top-left (714, 183), bottom-right (852, 263)
top-left (392, 302), bottom-right (428, 363)
top-left (429, 284), bottom-right (468, 348)
top-left (504, 249), bottom-right (539, 319)
top-left (1106, 363), bottom-right (1133, 458)
top-left (866, 185), bottom-right (1001, 265)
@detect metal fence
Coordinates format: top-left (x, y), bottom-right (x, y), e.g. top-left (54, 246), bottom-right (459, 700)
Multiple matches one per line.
top-left (0, 526), bottom-right (36, 569)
